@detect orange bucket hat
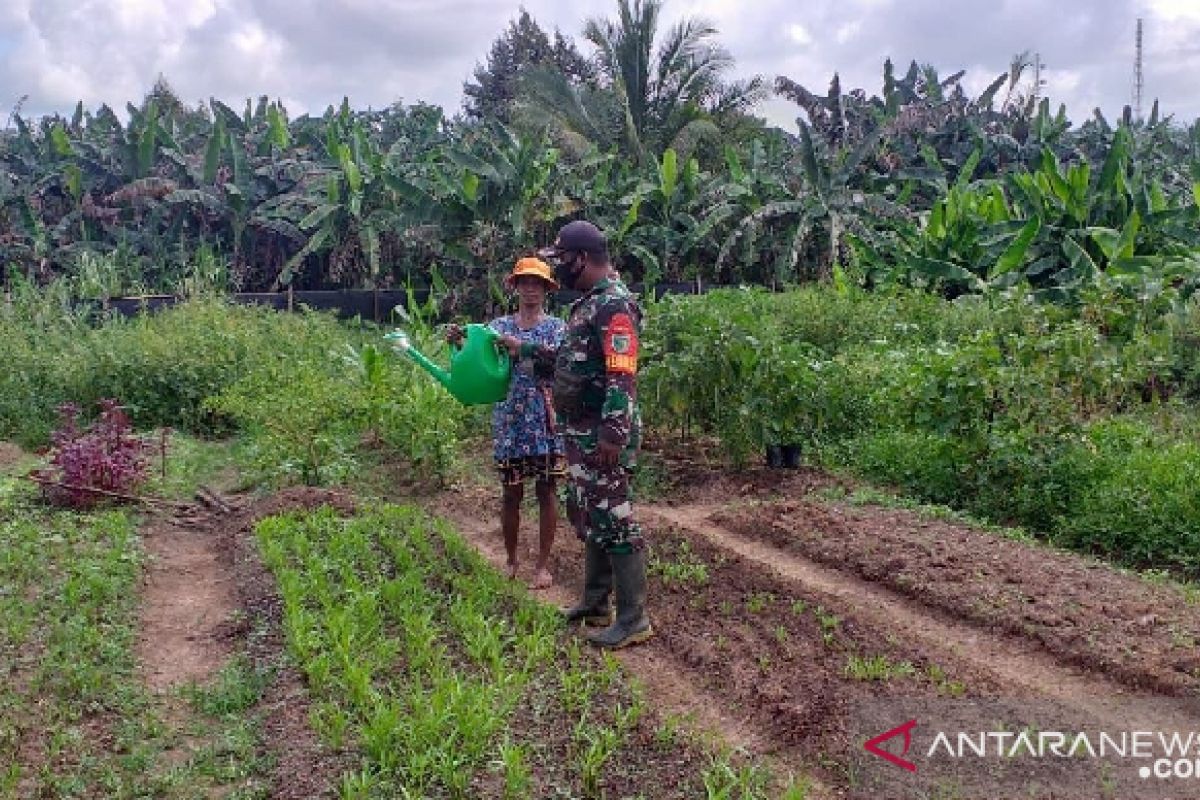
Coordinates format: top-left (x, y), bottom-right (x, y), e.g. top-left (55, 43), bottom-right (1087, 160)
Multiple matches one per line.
top-left (505, 257), bottom-right (559, 290)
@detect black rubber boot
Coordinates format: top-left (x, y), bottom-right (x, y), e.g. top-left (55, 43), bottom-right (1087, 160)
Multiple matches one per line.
top-left (587, 549), bottom-right (652, 649)
top-left (562, 540), bottom-right (613, 627)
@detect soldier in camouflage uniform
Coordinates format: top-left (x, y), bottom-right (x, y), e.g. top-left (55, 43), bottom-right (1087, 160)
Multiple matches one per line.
top-left (516, 220), bottom-right (652, 649)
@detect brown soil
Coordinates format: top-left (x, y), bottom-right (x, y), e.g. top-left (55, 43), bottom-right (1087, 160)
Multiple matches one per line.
top-left (643, 433), bottom-right (844, 504)
top-left (427, 488), bottom-right (823, 797)
top-left (0, 441), bottom-right (26, 471)
top-left (427, 453), bottom-right (1200, 799)
top-left (125, 434), bottom-right (1200, 798)
top-left (137, 515), bottom-right (238, 691)
top-left (711, 497), bottom-right (1200, 698)
top-left (211, 487), bottom-right (358, 800)
top-left (423, 542), bottom-right (721, 799)
top-left (655, 504), bottom-right (1200, 726)
top-left (427, 490), bottom-right (789, 752)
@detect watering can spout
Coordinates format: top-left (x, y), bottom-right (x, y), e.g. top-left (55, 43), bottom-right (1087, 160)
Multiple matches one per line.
top-left (384, 326), bottom-right (511, 406)
top-left (383, 330), bottom-right (453, 388)
top-left (406, 348), bottom-right (454, 389)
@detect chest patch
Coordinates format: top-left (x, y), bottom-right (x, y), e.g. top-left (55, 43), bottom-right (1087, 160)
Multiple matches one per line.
top-left (603, 313), bottom-right (638, 374)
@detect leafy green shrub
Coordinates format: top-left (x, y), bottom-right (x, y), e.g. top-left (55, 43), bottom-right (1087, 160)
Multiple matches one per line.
top-left (0, 293), bottom-right (355, 442)
top-left (377, 368), bottom-right (467, 481)
top-left (1167, 297), bottom-right (1200, 400)
top-left (643, 283), bottom-right (1200, 575)
top-left (0, 290), bottom-right (469, 485)
top-left (69, 299), bottom-right (353, 433)
top-left (0, 281), bottom-right (86, 445)
top-left (1055, 420), bottom-right (1200, 575)
top-left (969, 425), bottom-right (1101, 531)
top-left (208, 323), bottom-right (471, 486)
top-left (841, 429), bottom-right (979, 505)
top-left (208, 362), bottom-right (365, 487)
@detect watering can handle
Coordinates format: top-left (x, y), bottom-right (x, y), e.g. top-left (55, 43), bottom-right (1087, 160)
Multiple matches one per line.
top-left (468, 325), bottom-right (504, 355)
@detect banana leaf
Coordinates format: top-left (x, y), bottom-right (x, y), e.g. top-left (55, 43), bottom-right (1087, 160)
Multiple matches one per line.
top-left (991, 216), bottom-right (1041, 277)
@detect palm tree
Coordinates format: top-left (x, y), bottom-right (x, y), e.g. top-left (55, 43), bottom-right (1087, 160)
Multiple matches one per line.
top-left (517, 0), bottom-right (765, 164)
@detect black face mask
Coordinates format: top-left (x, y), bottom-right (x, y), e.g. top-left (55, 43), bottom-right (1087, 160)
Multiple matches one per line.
top-left (553, 251), bottom-right (585, 290)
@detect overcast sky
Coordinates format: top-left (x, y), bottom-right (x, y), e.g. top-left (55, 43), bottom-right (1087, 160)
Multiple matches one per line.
top-left (2, 0), bottom-right (1198, 132)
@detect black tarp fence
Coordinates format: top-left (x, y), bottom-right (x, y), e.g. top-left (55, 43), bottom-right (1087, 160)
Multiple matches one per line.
top-left (99, 282), bottom-right (712, 322)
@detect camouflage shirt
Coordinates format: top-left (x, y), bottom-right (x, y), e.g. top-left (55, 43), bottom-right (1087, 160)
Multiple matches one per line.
top-left (519, 275), bottom-right (641, 449)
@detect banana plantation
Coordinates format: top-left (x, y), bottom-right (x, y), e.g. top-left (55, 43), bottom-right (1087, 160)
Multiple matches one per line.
top-left (3, 2), bottom-right (1198, 309)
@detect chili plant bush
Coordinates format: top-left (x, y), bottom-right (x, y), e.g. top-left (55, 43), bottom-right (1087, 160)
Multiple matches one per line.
top-left (642, 283), bottom-right (1200, 576)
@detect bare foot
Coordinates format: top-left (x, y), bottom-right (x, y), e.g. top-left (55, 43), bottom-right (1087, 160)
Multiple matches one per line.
top-left (505, 562), bottom-right (519, 580)
top-left (532, 567), bottom-right (553, 590)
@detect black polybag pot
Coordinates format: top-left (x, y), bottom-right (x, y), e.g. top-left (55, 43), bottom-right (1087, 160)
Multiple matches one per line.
top-left (782, 444), bottom-right (802, 469)
top-left (765, 445), bottom-right (784, 468)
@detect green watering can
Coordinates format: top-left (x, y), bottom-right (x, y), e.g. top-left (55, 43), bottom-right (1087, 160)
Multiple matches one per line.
top-left (385, 324), bottom-right (511, 406)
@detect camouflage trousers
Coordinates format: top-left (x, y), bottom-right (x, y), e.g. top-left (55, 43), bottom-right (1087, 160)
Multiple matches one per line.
top-left (563, 433), bottom-right (644, 553)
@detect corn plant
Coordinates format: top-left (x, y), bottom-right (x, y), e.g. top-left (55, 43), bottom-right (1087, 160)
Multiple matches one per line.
top-left (496, 740), bottom-right (532, 800)
top-left (575, 723), bottom-right (621, 798)
top-left (701, 753), bottom-right (773, 800)
top-left (259, 504), bottom-right (653, 796)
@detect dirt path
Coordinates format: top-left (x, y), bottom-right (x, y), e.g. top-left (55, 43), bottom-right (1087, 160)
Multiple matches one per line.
top-left (644, 503), bottom-right (1200, 733)
top-left (131, 488), bottom-right (356, 797)
top-left (714, 496), bottom-right (1200, 698)
top-left (0, 441), bottom-right (22, 465)
top-left (137, 514), bottom-right (236, 691)
top-left (217, 487), bottom-right (359, 800)
top-left (0, 441), bottom-right (28, 473)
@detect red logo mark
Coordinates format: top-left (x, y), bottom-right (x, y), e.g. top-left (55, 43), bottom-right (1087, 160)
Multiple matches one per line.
top-left (864, 719), bottom-right (918, 772)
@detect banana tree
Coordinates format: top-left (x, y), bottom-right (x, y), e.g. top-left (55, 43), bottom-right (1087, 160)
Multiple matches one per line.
top-left (718, 119), bottom-right (904, 285)
top-left (614, 148), bottom-right (692, 283)
top-left (277, 102), bottom-right (401, 288)
top-left (439, 123), bottom-right (563, 250)
top-left (859, 125), bottom-right (1200, 300)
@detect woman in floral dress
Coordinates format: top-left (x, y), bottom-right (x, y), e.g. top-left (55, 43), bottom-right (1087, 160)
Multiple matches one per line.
top-left (449, 258), bottom-right (565, 588)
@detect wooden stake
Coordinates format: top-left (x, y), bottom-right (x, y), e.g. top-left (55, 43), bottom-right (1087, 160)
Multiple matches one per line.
top-left (25, 475), bottom-right (192, 510)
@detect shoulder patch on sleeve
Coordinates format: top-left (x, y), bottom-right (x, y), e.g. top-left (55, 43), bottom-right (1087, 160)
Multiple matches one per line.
top-left (603, 312), bottom-right (638, 374)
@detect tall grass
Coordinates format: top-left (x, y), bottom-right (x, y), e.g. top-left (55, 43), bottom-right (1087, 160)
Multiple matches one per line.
top-left (0, 288), bottom-right (473, 484)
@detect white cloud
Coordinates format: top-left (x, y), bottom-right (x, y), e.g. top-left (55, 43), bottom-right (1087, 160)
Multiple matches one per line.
top-left (1144, 0), bottom-right (1200, 22)
top-left (788, 23), bottom-right (813, 46)
top-left (1047, 68), bottom-right (1082, 94)
top-left (0, 0), bottom-right (1197, 130)
top-left (836, 21), bottom-right (862, 45)
top-left (230, 21), bottom-right (269, 55)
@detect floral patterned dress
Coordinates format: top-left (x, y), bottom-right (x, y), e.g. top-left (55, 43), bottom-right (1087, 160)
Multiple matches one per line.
top-left (489, 315), bottom-right (566, 464)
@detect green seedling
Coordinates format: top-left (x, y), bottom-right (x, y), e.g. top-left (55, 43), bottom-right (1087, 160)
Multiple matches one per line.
top-left (844, 654), bottom-right (916, 681)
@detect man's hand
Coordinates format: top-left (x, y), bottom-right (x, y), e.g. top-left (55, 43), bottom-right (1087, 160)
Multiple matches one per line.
top-left (596, 438), bottom-right (621, 466)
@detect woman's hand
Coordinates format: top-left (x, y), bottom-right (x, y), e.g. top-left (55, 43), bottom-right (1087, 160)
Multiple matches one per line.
top-left (496, 334), bottom-right (521, 357)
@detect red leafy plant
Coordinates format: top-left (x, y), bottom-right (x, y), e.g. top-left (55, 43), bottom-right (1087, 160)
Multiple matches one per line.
top-left (32, 400), bottom-right (149, 508)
